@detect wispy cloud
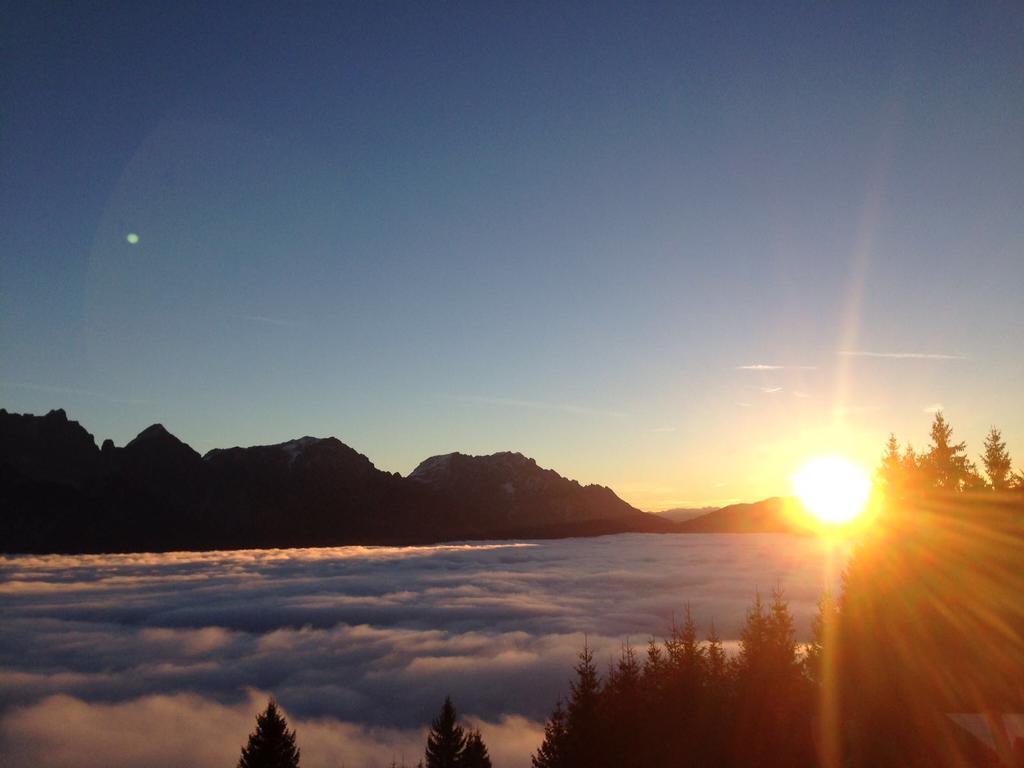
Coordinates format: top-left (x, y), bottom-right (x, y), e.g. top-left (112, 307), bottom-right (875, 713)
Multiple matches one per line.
top-left (0, 381), bottom-right (149, 405)
top-left (648, 426), bottom-right (677, 433)
top-left (792, 391), bottom-right (812, 399)
top-left (449, 395), bottom-right (629, 420)
top-left (838, 351), bottom-right (967, 360)
top-left (734, 364), bottom-right (817, 371)
top-left (760, 387), bottom-right (783, 394)
top-left (735, 401), bottom-right (753, 408)
top-left (922, 402), bottom-right (944, 414)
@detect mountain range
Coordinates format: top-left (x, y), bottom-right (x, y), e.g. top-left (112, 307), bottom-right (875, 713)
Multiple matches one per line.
top-left (0, 409), bottom-right (794, 554)
top-left (654, 506), bottom-right (720, 523)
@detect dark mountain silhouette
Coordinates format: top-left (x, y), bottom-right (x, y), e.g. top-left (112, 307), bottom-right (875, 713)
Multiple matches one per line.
top-left (0, 408), bottom-right (675, 553)
top-left (674, 497), bottom-right (802, 533)
top-left (654, 506), bottom-right (719, 523)
top-left (0, 408), bottom-right (101, 487)
top-left (408, 451), bottom-right (647, 531)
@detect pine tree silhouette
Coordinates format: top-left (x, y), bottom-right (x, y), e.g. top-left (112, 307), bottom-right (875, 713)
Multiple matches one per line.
top-left (603, 642), bottom-right (643, 768)
top-left (238, 699), bottom-right (300, 768)
top-left (733, 588), bottom-right (812, 767)
top-left (924, 412), bottom-right (976, 491)
top-left (565, 640), bottom-right (601, 767)
top-left (642, 636), bottom-right (665, 683)
top-left (607, 641), bottom-right (641, 698)
top-left (878, 433), bottom-right (904, 492)
top-left (705, 621), bottom-right (727, 684)
top-left (701, 620), bottom-right (732, 767)
top-left (803, 591), bottom-right (836, 685)
top-left (734, 589), bottom-right (768, 680)
top-left (678, 604), bottom-right (705, 678)
top-left (424, 696), bottom-right (466, 768)
top-left (461, 729), bottom-right (492, 768)
top-left (531, 700), bottom-right (567, 768)
top-left (766, 586), bottom-right (797, 671)
top-left (981, 427), bottom-right (1013, 490)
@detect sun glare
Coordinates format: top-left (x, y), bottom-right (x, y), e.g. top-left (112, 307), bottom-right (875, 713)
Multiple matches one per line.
top-left (792, 455), bottom-right (871, 526)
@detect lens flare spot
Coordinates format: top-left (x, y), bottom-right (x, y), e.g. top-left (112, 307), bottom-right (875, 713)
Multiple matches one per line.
top-left (792, 455), bottom-right (871, 525)
top-left (126, 233), bottom-right (140, 244)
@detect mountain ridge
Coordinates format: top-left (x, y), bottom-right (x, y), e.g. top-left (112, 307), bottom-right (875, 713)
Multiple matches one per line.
top-left (0, 409), bottom-right (807, 554)
top-left (0, 409), bottom-right (676, 553)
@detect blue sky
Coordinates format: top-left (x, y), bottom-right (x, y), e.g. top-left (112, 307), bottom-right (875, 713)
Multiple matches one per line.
top-left (3, 1), bottom-right (1022, 508)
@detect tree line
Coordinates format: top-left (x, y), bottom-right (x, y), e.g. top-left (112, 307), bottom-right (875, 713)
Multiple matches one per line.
top-left (532, 591), bottom-right (817, 768)
top-left (877, 412), bottom-right (1023, 494)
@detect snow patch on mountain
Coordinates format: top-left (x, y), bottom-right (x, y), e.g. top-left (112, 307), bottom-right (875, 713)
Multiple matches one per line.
top-left (278, 436), bottom-right (320, 465)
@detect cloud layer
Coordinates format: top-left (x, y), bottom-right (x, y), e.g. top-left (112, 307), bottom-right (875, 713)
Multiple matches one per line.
top-left (0, 535), bottom-right (849, 767)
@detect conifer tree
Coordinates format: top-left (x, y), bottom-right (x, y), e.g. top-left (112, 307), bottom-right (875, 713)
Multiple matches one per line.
top-left (924, 412), bottom-right (974, 491)
top-left (734, 587), bottom-right (801, 691)
top-left (461, 730), bottom-right (492, 768)
top-left (981, 427), bottom-right (1013, 490)
top-left (608, 641), bottom-right (641, 697)
top-left (238, 699), bottom-right (301, 768)
top-left (640, 636), bottom-right (669, 766)
top-left (623, 641), bottom-right (641, 682)
top-left (735, 590), bottom-right (768, 677)
top-left (877, 433), bottom-right (903, 492)
top-left (663, 616), bottom-right (682, 667)
top-left (678, 604), bottom-right (705, 675)
top-left (425, 697), bottom-right (466, 768)
top-left (767, 586), bottom-right (798, 671)
top-left (664, 604), bottom-right (705, 697)
top-left (705, 621), bottom-right (727, 684)
top-left (603, 641), bottom-right (643, 768)
top-left (735, 589), bottom-right (813, 767)
top-left (531, 701), bottom-right (568, 768)
top-left (567, 641), bottom-right (600, 725)
top-left (803, 592), bottom-right (836, 685)
top-left (642, 636), bottom-right (665, 684)
top-left (700, 620), bottom-right (731, 768)
top-left (565, 640), bottom-right (601, 767)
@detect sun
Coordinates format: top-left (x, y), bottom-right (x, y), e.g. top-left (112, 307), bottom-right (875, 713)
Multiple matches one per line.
top-left (792, 455), bottom-right (872, 526)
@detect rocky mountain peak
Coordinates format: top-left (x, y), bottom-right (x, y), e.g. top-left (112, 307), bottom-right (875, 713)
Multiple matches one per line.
top-left (128, 424), bottom-right (172, 445)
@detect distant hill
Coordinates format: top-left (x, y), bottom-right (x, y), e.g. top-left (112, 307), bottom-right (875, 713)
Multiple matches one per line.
top-left (654, 506), bottom-right (719, 523)
top-left (675, 497), bottom-right (803, 533)
top-left (0, 408), bottom-right (675, 554)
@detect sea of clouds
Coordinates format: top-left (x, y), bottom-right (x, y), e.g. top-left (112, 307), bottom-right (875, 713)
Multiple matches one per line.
top-left (0, 534), bottom-right (850, 768)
